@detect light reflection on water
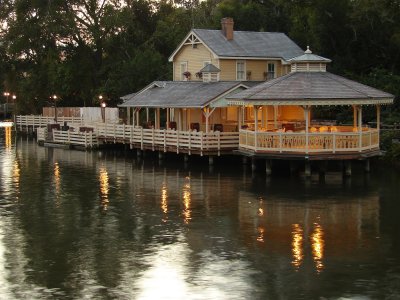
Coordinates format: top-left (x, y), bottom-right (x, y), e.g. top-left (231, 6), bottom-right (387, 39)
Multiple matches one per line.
top-left (0, 133), bottom-right (399, 299)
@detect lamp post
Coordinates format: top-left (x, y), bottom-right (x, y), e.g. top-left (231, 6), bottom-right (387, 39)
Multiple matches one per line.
top-left (3, 92), bottom-right (10, 119)
top-left (101, 101), bottom-right (106, 123)
top-left (11, 95), bottom-right (16, 124)
top-left (52, 94), bottom-right (58, 123)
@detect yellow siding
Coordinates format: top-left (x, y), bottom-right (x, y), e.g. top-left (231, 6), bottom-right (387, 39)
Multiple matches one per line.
top-left (219, 59), bottom-right (286, 81)
top-left (173, 44), bottom-right (216, 81)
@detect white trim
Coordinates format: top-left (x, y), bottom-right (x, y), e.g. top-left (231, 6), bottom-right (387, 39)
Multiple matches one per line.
top-left (227, 98), bottom-right (394, 106)
top-left (168, 31), bottom-right (219, 62)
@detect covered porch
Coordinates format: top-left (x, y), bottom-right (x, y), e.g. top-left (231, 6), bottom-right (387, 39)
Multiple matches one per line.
top-left (236, 104), bottom-right (381, 156)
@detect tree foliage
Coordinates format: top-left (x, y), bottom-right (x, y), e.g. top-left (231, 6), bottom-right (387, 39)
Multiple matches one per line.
top-left (0, 0), bottom-right (399, 120)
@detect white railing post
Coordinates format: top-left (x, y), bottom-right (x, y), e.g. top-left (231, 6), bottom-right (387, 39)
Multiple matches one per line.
top-left (217, 131), bottom-right (221, 154)
top-left (279, 132), bottom-right (283, 153)
top-left (200, 132), bottom-right (203, 154)
top-left (141, 128), bottom-right (144, 150)
top-left (176, 130), bottom-right (180, 153)
top-left (188, 131), bottom-right (192, 154)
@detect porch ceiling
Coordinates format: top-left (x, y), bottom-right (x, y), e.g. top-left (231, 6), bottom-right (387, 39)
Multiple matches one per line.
top-left (227, 71), bottom-right (394, 106)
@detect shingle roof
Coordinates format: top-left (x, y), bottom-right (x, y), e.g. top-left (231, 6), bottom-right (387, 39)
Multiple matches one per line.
top-left (228, 72), bottom-right (394, 103)
top-left (199, 63), bottom-right (221, 73)
top-left (288, 46), bottom-right (331, 63)
top-left (192, 29), bottom-right (304, 60)
top-left (119, 81), bottom-right (247, 108)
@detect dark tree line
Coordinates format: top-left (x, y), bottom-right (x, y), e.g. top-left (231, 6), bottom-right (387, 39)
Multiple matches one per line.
top-left (0, 0), bottom-right (399, 121)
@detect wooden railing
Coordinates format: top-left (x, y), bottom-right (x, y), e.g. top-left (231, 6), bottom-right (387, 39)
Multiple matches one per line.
top-left (53, 130), bottom-right (97, 148)
top-left (16, 115), bottom-right (84, 129)
top-left (95, 123), bottom-right (239, 154)
top-left (239, 129), bottom-right (379, 153)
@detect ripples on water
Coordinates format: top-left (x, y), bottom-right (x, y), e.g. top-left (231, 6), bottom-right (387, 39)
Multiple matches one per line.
top-left (0, 131), bottom-right (400, 299)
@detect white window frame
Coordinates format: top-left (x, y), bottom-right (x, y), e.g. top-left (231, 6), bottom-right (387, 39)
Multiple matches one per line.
top-left (267, 63), bottom-right (276, 80)
top-left (180, 61), bottom-right (188, 81)
top-left (236, 60), bottom-right (246, 81)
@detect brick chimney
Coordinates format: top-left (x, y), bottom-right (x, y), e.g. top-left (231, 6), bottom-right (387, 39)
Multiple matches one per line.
top-left (221, 18), bottom-right (234, 40)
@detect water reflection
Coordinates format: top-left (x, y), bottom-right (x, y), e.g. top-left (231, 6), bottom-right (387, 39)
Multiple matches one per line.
top-left (291, 224), bottom-right (304, 269)
top-left (161, 182), bottom-right (168, 220)
top-left (4, 127), bottom-right (12, 149)
top-left (311, 222), bottom-right (325, 273)
top-left (0, 138), bottom-right (398, 299)
top-left (182, 176), bottom-right (191, 224)
top-left (54, 162), bottom-right (61, 205)
top-left (99, 167), bottom-right (109, 211)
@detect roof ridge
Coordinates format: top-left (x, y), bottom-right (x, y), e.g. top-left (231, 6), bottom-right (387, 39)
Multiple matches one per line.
top-left (242, 73), bottom-right (296, 100)
top-left (193, 28), bottom-right (285, 34)
top-left (323, 72), bottom-right (372, 98)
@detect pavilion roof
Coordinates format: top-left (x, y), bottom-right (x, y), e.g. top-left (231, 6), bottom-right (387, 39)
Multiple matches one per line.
top-left (227, 71), bottom-right (394, 105)
top-left (120, 81), bottom-right (253, 108)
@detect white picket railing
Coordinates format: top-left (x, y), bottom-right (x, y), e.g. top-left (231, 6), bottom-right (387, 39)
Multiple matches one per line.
top-left (239, 128), bottom-right (379, 153)
top-left (16, 115), bottom-right (84, 129)
top-left (53, 130), bottom-right (97, 148)
top-left (95, 123), bottom-right (239, 154)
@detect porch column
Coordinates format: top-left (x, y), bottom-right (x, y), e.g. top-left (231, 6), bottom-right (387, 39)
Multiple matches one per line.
top-left (358, 105), bottom-right (363, 150)
top-left (261, 106), bottom-right (265, 128)
top-left (127, 108), bottom-right (131, 125)
top-left (132, 108), bottom-right (136, 127)
top-left (353, 105), bottom-right (358, 128)
top-left (304, 106), bottom-right (310, 153)
top-left (265, 106), bottom-right (269, 130)
top-left (242, 106), bottom-right (245, 125)
top-left (146, 108), bottom-right (149, 122)
top-left (274, 105), bottom-right (278, 129)
top-left (156, 108), bottom-right (160, 129)
top-left (376, 105), bottom-right (381, 143)
top-left (254, 106), bottom-right (259, 150)
top-left (178, 108), bottom-right (182, 131)
top-left (237, 107), bottom-right (242, 129)
top-left (205, 107), bottom-right (209, 133)
top-left (187, 108), bottom-right (191, 130)
top-left (166, 108), bottom-right (170, 128)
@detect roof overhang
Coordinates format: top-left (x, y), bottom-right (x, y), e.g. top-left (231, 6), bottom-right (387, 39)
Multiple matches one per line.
top-left (227, 98), bottom-right (394, 106)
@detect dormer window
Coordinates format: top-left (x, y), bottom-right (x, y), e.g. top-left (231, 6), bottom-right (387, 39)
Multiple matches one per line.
top-left (236, 60), bottom-right (246, 81)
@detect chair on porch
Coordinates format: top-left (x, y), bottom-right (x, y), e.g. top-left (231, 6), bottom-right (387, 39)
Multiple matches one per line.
top-left (168, 121), bottom-right (177, 130)
top-left (190, 122), bottom-right (200, 131)
top-left (213, 124), bottom-right (223, 132)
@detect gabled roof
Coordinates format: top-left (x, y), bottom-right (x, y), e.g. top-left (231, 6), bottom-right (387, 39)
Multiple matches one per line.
top-left (199, 63), bottom-right (221, 73)
top-left (227, 72), bottom-right (394, 105)
top-left (169, 29), bottom-right (304, 62)
top-left (119, 81), bottom-right (252, 108)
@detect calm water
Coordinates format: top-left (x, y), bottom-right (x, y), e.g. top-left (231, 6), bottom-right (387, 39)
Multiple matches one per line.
top-left (0, 128), bottom-right (400, 300)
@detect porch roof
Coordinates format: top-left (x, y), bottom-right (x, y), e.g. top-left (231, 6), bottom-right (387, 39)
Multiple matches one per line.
top-left (227, 72), bottom-right (394, 106)
top-left (120, 81), bottom-right (253, 108)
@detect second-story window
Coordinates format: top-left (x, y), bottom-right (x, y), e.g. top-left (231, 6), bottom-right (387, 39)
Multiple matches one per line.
top-left (267, 63), bottom-right (276, 80)
top-left (236, 61), bottom-right (246, 81)
top-left (180, 62), bottom-right (188, 81)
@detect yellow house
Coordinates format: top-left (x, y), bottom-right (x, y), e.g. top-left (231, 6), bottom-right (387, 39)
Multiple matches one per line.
top-left (169, 18), bottom-right (303, 82)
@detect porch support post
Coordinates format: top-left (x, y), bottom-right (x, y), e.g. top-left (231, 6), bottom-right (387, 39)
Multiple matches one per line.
top-left (238, 107), bottom-right (242, 129)
top-left (364, 159), bottom-right (370, 173)
top-left (353, 105), bottom-right (358, 128)
top-left (187, 108), bottom-right (191, 131)
top-left (254, 106), bottom-right (258, 150)
top-left (273, 105), bottom-right (278, 129)
top-left (251, 157), bottom-right (257, 171)
top-left (205, 107), bottom-right (209, 133)
top-left (146, 108), bottom-right (149, 122)
top-left (261, 106), bottom-right (265, 128)
top-left (127, 107), bottom-right (131, 125)
top-left (178, 108), bottom-right (182, 131)
top-left (376, 105), bottom-right (381, 142)
top-left (166, 108), bottom-right (170, 128)
top-left (358, 106), bottom-right (363, 150)
top-left (242, 106), bottom-right (245, 125)
top-left (132, 108), bottom-right (136, 127)
top-left (155, 108), bottom-right (160, 129)
top-left (265, 106), bottom-right (269, 130)
top-left (304, 106), bottom-right (310, 153)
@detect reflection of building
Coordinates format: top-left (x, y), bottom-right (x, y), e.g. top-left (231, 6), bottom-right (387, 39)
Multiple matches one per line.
top-left (238, 191), bottom-right (380, 273)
